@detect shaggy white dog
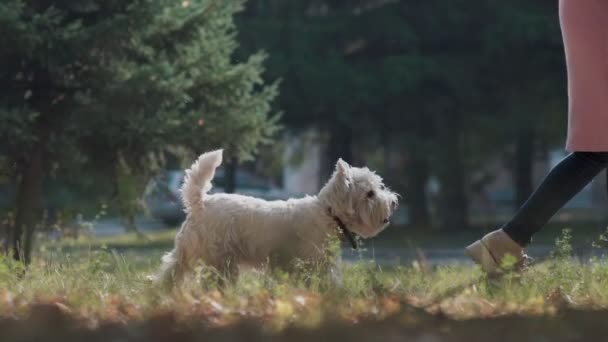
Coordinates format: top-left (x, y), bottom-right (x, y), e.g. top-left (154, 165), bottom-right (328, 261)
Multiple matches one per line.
top-left (152, 149), bottom-right (398, 286)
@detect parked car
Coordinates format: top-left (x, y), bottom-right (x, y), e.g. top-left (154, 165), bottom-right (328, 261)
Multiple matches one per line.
top-left (143, 168), bottom-right (290, 226)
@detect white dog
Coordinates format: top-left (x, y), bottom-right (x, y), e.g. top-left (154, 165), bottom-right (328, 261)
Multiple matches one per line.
top-left (152, 149), bottom-right (398, 286)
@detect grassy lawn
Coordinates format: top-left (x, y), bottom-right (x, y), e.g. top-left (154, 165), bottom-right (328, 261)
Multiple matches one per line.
top-left (1, 229), bottom-right (608, 341)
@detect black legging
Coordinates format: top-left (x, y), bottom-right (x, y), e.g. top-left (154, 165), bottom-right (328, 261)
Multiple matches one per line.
top-left (503, 152), bottom-right (608, 247)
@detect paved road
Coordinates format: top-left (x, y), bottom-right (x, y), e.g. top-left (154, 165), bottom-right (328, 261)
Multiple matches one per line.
top-left (85, 216), bottom-right (601, 266)
top-left (83, 215), bottom-right (170, 237)
top-left (341, 245), bottom-right (559, 266)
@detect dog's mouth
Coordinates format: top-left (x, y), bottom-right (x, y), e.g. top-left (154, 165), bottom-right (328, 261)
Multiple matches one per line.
top-left (352, 227), bottom-right (379, 239)
top-left (357, 219), bottom-right (391, 238)
top-left (330, 208), bottom-right (392, 247)
top-left (338, 221), bottom-right (389, 247)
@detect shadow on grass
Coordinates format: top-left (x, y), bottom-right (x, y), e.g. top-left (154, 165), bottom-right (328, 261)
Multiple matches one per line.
top-left (2, 303), bottom-right (608, 342)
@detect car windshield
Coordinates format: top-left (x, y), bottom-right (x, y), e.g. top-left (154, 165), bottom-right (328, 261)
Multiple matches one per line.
top-left (214, 169), bottom-right (269, 190)
top-left (157, 169), bottom-right (271, 192)
top-left (168, 171), bottom-right (184, 190)
top-left (169, 169), bottom-right (270, 190)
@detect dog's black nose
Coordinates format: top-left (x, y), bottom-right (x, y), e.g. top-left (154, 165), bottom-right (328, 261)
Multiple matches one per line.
top-left (391, 200), bottom-right (398, 209)
top-left (382, 218), bottom-right (389, 224)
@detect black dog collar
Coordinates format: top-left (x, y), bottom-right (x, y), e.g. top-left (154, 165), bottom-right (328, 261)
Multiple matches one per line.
top-left (328, 207), bottom-right (358, 250)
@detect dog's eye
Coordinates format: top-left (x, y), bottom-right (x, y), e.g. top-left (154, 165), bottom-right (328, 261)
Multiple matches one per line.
top-left (367, 190), bottom-right (375, 199)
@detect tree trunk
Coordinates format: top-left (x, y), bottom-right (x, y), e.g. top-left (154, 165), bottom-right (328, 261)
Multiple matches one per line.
top-left (224, 159), bottom-right (237, 194)
top-left (514, 130), bottom-right (535, 208)
top-left (12, 142), bottom-right (45, 264)
top-left (433, 114), bottom-right (468, 231)
top-left (405, 143), bottom-right (431, 228)
top-left (114, 152), bottom-right (145, 237)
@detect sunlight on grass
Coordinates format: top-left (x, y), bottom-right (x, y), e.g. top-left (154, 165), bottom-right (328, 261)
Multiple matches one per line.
top-left (38, 228), bottom-right (177, 251)
top-left (2, 239), bottom-right (608, 332)
top-left (0, 228), bottom-right (607, 335)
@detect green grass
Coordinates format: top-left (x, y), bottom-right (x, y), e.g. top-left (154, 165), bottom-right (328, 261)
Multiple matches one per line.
top-left (41, 228), bottom-right (177, 251)
top-left (1, 229), bottom-right (608, 333)
top-left (1, 226), bottom-right (608, 342)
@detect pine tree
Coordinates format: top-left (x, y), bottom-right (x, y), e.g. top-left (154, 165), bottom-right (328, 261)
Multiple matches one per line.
top-left (0, 0), bottom-right (279, 263)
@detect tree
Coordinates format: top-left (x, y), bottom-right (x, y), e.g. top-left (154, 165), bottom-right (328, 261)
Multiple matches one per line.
top-left (237, 0), bottom-right (566, 230)
top-left (238, 0), bottom-right (478, 229)
top-left (0, 0), bottom-right (278, 263)
top-left (77, 0), bottom-right (280, 233)
top-left (476, 1), bottom-right (565, 208)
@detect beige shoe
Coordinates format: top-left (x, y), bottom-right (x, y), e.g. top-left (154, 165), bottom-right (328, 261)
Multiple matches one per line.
top-left (465, 229), bottom-right (527, 275)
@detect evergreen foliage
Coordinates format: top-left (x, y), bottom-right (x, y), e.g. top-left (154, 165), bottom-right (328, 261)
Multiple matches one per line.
top-left (0, 0), bottom-right (279, 262)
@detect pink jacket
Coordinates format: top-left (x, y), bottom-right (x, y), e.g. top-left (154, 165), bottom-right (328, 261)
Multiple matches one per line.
top-left (560, 0), bottom-right (608, 152)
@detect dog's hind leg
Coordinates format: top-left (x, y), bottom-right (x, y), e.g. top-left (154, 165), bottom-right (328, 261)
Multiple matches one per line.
top-left (151, 226), bottom-right (201, 288)
top-left (151, 247), bottom-right (191, 289)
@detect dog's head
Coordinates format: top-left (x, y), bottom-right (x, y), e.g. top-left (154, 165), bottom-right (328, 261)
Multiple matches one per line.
top-left (320, 159), bottom-right (399, 239)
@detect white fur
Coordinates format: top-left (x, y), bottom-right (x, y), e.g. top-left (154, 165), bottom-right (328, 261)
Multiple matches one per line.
top-left (151, 150), bottom-right (399, 286)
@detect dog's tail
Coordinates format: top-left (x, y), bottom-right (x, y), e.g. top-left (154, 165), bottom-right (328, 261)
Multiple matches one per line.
top-left (181, 149), bottom-right (223, 214)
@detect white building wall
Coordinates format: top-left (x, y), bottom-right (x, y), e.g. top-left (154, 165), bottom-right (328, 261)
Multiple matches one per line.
top-left (282, 129), bottom-right (323, 196)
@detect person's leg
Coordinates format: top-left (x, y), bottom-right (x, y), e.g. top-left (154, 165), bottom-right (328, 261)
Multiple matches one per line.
top-left (466, 152), bottom-right (608, 274)
top-left (503, 152), bottom-right (608, 246)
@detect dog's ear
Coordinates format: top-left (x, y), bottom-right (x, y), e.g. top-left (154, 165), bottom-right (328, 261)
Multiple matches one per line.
top-left (335, 159), bottom-right (352, 186)
top-left (335, 159), bottom-right (354, 214)
top-left (336, 158), bottom-right (350, 176)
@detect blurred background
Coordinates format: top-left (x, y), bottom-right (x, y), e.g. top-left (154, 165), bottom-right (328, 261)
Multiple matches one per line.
top-left (0, 0), bottom-right (606, 264)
